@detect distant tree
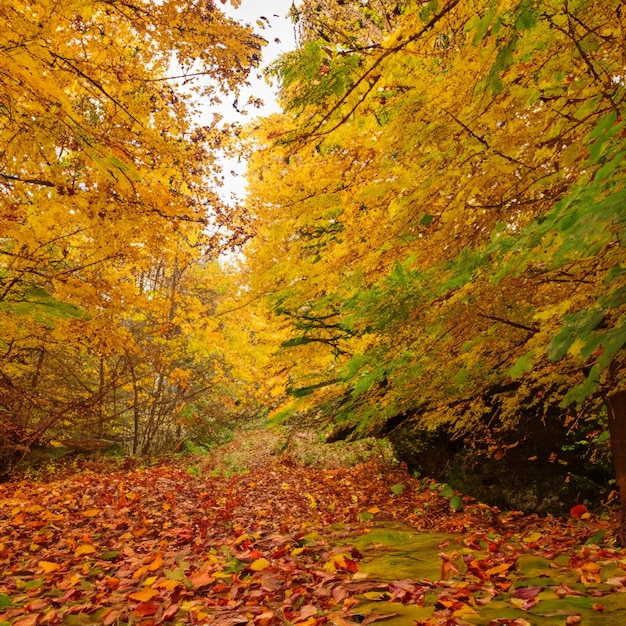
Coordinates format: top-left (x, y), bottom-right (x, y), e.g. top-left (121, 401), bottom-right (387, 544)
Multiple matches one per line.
top-left (0, 0), bottom-right (262, 467)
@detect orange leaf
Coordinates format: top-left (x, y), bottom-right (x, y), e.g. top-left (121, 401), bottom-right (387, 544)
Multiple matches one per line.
top-left (128, 588), bottom-right (159, 602)
top-left (74, 544), bottom-right (97, 557)
top-left (148, 554), bottom-right (164, 571)
top-left (441, 558), bottom-right (460, 580)
top-left (190, 563), bottom-right (214, 589)
top-left (578, 562), bottom-right (601, 585)
top-left (82, 508), bottom-right (102, 518)
top-left (486, 562), bottom-right (514, 576)
top-left (133, 565), bottom-right (149, 579)
top-left (106, 577), bottom-right (120, 590)
top-left (155, 578), bottom-right (182, 590)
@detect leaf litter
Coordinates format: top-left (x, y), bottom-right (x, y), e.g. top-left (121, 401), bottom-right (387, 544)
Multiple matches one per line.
top-left (0, 454), bottom-right (625, 625)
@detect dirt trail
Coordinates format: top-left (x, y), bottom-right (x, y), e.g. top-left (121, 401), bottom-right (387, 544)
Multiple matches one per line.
top-left (0, 447), bottom-right (625, 625)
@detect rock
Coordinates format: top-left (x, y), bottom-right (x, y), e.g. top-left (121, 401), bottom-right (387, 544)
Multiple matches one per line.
top-left (387, 417), bottom-right (612, 515)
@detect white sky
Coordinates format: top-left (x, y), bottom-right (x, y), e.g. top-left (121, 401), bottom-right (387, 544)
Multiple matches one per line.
top-left (214, 0), bottom-right (299, 202)
top-left (221, 0), bottom-right (298, 117)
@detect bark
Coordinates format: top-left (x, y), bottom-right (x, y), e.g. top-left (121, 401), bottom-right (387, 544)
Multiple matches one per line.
top-left (130, 364), bottom-right (140, 456)
top-left (606, 388), bottom-right (626, 543)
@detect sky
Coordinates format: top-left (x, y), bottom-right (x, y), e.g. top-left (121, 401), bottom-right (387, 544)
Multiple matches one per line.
top-left (214, 0), bottom-right (299, 201)
top-left (220, 0), bottom-right (298, 117)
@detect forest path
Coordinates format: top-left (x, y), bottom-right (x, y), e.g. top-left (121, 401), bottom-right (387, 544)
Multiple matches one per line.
top-left (1, 442), bottom-right (625, 625)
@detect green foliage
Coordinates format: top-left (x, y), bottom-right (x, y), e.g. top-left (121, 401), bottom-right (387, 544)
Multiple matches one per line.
top-left (287, 379), bottom-right (340, 397)
top-left (450, 495), bottom-right (464, 512)
top-left (509, 350), bottom-right (537, 380)
top-left (390, 483), bottom-right (405, 496)
top-left (0, 287), bottom-right (89, 324)
top-left (270, 40), bottom-right (361, 113)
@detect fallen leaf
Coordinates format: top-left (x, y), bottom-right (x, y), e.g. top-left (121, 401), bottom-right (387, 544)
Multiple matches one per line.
top-left (128, 588), bottom-right (159, 602)
top-left (512, 586), bottom-right (542, 599)
top-left (255, 610), bottom-right (275, 624)
top-left (249, 558), bottom-right (271, 571)
top-left (578, 562), bottom-right (601, 585)
top-left (147, 554), bottom-right (164, 571)
top-left (299, 604), bottom-right (318, 619)
top-left (162, 604), bottom-right (180, 620)
top-left (38, 561), bottom-right (60, 573)
top-left (24, 599), bottom-right (49, 611)
top-left (74, 544), bottom-right (97, 557)
top-left (155, 578), bottom-right (182, 590)
top-left (12, 615), bottom-right (40, 626)
top-left (102, 609), bottom-right (123, 625)
top-left (486, 561), bottom-right (514, 576)
top-left (441, 558), bottom-right (460, 580)
top-left (453, 603), bottom-right (477, 617)
top-left (133, 601), bottom-right (159, 617)
top-left (190, 563), bottom-right (214, 588)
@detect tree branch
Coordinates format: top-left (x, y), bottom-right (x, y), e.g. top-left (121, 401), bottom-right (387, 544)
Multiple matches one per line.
top-left (478, 312), bottom-right (538, 334)
top-left (289, 0), bottom-right (461, 143)
top-left (441, 107), bottom-right (533, 169)
top-left (0, 172), bottom-right (55, 187)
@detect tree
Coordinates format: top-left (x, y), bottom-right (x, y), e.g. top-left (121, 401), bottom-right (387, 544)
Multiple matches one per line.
top-left (0, 0), bottom-right (263, 469)
top-left (243, 0), bottom-right (626, 525)
top-left (291, 0), bottom-right (407, 45)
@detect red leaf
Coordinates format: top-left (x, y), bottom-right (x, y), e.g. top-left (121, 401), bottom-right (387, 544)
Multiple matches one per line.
top-left (342, 558), bottom-right (358, 573)
top-left (570, 504), bottom-right (588, 519)
top-left (133, 601), bottom-right (159, 617)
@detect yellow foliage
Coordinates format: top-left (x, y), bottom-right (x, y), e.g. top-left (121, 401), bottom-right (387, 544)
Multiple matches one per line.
top-left (0, 0), bottom-right (265, 454)
top-left (238, 0), bottom-right (626, 431)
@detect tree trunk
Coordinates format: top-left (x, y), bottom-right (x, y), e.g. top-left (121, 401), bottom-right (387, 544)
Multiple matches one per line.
top-left (130, 364), bottom-right (140, 456)
top-left (606, 389), bottom-right (626, 543)
top-left (98, 356), bottom-right (105, 438)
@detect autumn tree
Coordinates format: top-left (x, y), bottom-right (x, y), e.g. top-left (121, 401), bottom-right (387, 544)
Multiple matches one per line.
top-left (0, 0), bottom-right (263, 470)
top-left (243, 0), bottom-right (626, 523)
top-left (291, 0), bottom-right (408, 45)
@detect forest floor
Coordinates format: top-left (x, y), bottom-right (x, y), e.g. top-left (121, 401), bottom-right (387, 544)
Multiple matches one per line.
top-left (1, 429), bottom-right (625, 626)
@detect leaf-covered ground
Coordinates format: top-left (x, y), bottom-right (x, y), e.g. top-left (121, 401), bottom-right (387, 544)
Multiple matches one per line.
top-left (1, 445), bottom-right (625, 626)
